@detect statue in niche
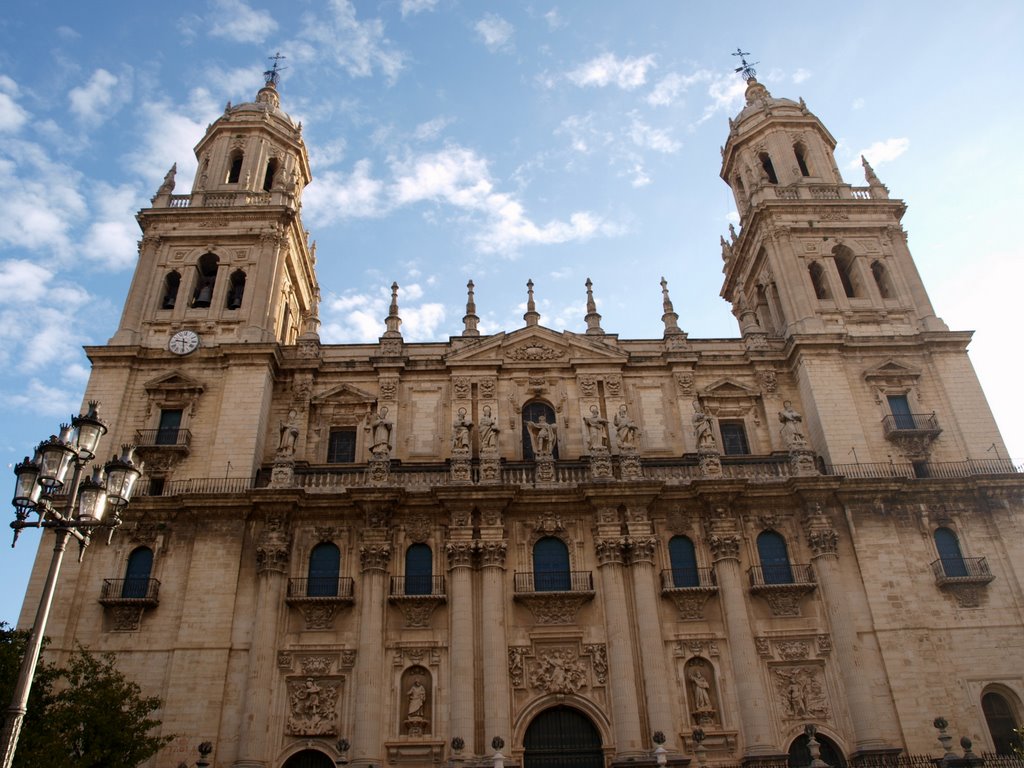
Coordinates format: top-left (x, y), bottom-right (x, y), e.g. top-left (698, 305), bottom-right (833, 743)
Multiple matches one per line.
top-left (366, 406), bottom-right (393, 456)
top-left (692, 400), bottom-right (717, 451)
top-left (278, 409), bottom-right (300, 455)
top-left (479, 405), bottom-right (500, 450)
top-left (402, 668), bottom-right (431, 737)
top-left (583, 405), bottom-right (609, 452)
top-left (526, 413), bottom-right (558, 456)
top-left (452, 407), bottom-right (473, 451)
top-left (685, 658), bottom-right (718, 726)
top-left (778, 400), bottom-right (808, 447)
top-left (407, 678), bottom-right (427, 718)
top-left (614, 405), bottom-right (639, 449)
top-left (691, 669), bottom-right (713, 710)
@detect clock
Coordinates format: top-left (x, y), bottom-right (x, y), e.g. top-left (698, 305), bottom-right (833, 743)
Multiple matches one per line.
top-left (168, 329), bottom-right (200, 355)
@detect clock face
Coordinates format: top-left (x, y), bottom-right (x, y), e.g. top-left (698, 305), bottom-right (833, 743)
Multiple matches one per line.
top-left (168, 330), bottom-right (200, 355)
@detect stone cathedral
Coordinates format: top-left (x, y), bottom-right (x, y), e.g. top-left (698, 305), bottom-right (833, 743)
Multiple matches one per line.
top-left (17, 68), bottom-right (1024, 768)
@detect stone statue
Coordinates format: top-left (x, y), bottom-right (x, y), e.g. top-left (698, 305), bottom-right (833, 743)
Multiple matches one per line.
top-left (690, 668), bottom-right (713, 711)
top-left (583, 405), bottom-right (608, 451)
top-left (278, 409), bottom-right (300, 455)
top-left (367, 406), bottom-right (393, 455)
top-left (778, 400), bottom-right (807, 447)
top-left (157, 164), bottom-right (176, 195)
top-left (526, 413), bottom-right (557, 456)
top-left (452, 407), bottom-right (472, 451)
top-left (479, 405), bottom-right (499, 450)
top-left (407, 678), bottom-right (427, 718)
top-left (692, 400), bottom-right (717, 451)
top-left (614, 405), bottom-right (639, 449)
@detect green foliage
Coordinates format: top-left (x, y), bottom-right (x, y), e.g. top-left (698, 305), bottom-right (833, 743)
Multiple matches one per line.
top-left (0, 625), bottom-right (172, 768)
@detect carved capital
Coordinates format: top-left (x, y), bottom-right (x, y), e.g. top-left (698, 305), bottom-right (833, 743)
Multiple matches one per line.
top-left (807, 528), bottom-right (839, 558)
top-left (446, 542), bottom-right (475, 570)
top-left (479, 541), bottom-right (508, 568)
top-left (256, 515), bottom-right (290, 573)
top-left (359, 543), bottom-right (392, 572)
top-left (628, 537), bottom-right (657, 565)
top-left (595, 538), bottom-right (626, 566)
top-left (706, 533), bottom-right (740, 562)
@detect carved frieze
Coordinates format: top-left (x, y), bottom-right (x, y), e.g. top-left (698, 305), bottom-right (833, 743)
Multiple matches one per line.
top-left (516, 593), bottom-right (592, 624)
top-left (529, 649), bottom-right (588, 694)
top-left (286, 677), bottom-right (341, 736)
top-left (776, 641), bottom-right (809, 661)
top-left (772, 665), bottom-right (830, 720)
top-left (507, 343), bottom-right (562, 361)
top-left (405, 514), bottom-right (431, 543)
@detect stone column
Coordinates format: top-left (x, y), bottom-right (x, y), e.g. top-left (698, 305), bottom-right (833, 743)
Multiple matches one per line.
top-left (595, 538), bottom-right (645, 757)
top-left (805, 509), bottom-right (894, 754)
top-left (234, 513), bottom-right (290, 768)
top-left (446, 541), bottom-right (476, 752)
top-left (627, 538), bottom-right (677, 751)
top-left (706, 513), bottom-right (780, 758)
top-left (351, 540), bottom-right (391, 768)
top-left (479, 541), bottom-right (511, 745)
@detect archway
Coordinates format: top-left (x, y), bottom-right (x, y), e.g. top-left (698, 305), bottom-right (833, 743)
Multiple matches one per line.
top-left (788, 732), bottom-right (846, 768)
top-left (524, 705), bottom-right (603, 768)
top-left (281, 748), bottom-right (334, 768)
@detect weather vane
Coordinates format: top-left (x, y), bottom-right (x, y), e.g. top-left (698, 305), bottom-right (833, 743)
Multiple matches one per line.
top-left (732, 48), bottom-right (758, 82)
top-left (264, 52), bottom-right (287, 86)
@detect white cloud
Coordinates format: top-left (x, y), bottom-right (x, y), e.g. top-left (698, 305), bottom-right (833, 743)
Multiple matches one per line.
top-left (852, 97), bottom-right (865, 110)
top-left (401, 0), bottom-right (438, 17)
top-left (208, 0), bottom-right (278, 43)
top-left (413, 116), bottom-right (453, 142)
top-left (7, 378), bottom-right (83, 418)
top-left (205, 65), bottom-right (266, 100)
top-left (630, 164), bottom-right (651, 188)
top-left (311, 137), bottom-right (348, 168)
top-left (792, 68), bottom-right (811, 84)
top-left (0, 261), bottom-right (53, 304)
top-left (56, 25), bottom-right (80, 41)
top-left (0, 92), bottom-right (29, 133)
top-left (289, 0), bottom-right (404, 83)
top-left (629, 117), bottom-right (680, 154)
top-left (543, 9), bottom-right (564, 29)
top-left (69, 68), bottom-right (129, 126)
top-left (646, 70), bottom-right (709, 107)
top-left (126, 97), bottom-right (217, 187)
top-left (80, 183), bottom-right (144, 269)
top-left (322, 285), bottom-right (446, 342)
top-left (475, 14), bottom-right (514, 52)
top-left (567, 53), bottom-right (655, 90)
top-left (696, 73), bottom-right (746, 125)
top-left (849, 138), bottom-right (909, 170)
top-left (305, 159), bottom-right (386, 222)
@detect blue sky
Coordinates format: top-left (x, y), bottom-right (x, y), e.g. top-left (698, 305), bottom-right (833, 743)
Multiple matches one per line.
top-left (1, 1), bottom-right (1022, 624)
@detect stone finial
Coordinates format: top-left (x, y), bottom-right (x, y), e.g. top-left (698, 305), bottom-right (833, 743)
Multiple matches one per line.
top-left (720, 236), bottom-right (733, 262)
top-left (158, 164), bottom-right (176, 195)
top-left (584, 278), bottom-right (604, 335)
top-left (523, 279), bottom-right (540, 327)
top-left (462, 280), bottom-right (480, 337)
top-left (861, 155), bottom-right (890, 199)
top-left (729, 222), bottom-right (738, 243)
top-left (660, 277), bottom-right (682, 337)
top-left (383, 282), bottom-right (402, 338)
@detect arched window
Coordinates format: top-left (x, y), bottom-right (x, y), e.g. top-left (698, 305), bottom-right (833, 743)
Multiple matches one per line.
top-left (161, 271), bottom-right (181, 310)
top-left (533, 536), bottom-right (570, 591)
top-left (983, 690), bottom-right (1023, 755)
top-left (832, 246), bottom-right (861, 298)
top-left (759, 152), bottom-right (778, 184)
top-left (226, 269), bottom-right (246, 310)
top-left (122, 546), bottom-right (153, 599)
top-left (522, 401), bottom-right (558, 460)
top-left (757, 531), bottom-right (793, 585)
top-left (871, 260), bottom-right (895, 299)
top-left (794, 142), bottom-right (811, 177)
top-left (191, 253), bottom-right (219, 308)
top-left (405, 543), bottom-right (433, 596)
top-left (226, 150), bottom-right (244, 184)
top-left (934, 527), bottom-right (968, 578)
top-left (809, 262), bottom-right (830, 300)
top-left (263, 158), bottom-right (279, 191)
top-left (307, 542), bottom-right (340, 597)
top-left (668, 535), bottom-right (699, 587)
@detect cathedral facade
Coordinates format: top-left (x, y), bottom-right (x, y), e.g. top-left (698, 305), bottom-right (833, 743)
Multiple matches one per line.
top-left (17, 71), bottom-right (1024, 768)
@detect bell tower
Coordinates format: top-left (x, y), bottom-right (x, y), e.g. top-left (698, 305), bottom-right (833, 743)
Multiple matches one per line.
top-left (111, 63), bottom-right (318, 351)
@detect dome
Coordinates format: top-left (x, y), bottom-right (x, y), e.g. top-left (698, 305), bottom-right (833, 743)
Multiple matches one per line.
top-left (732, 77), bottom-right (806, 126)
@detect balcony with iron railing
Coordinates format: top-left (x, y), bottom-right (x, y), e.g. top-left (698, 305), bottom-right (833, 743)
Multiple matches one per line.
top-left (660, 566), bottom-right (718, 621)
top-left (748, 564), bottom-right (816, 617)
top-left (882, 412), bottom-right (941, 438)
top-left (930, 557), bottom-right (995, 587)
top-left (99, 578), bottom-right (161, 606)
top-left (134, 428), bottom-right (192, 449)
top-left (825, 457), bottom-right (1023, 480)
top-left (286, 577), bottom-right (355, 604)
top-left (514, 570), bottom-right (594, 594)
top-left (389, 575), bottom-right (446, 598)
top-left (513, 570), bottom-right (595, 624)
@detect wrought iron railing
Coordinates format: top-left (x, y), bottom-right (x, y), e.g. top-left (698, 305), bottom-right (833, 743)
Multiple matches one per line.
top-left (286, 577), bottom-right (355, 599)
top-left (99, 578), bottom-right (161, 603)
top-left (826, 458), bottom-right (1022, 479)
top-left (514, 570), bottom-right (594, 593)
top-left (660, 567), bottom-right (717, 590)
top-left (134, 428), bottom-right (192, 448)
top-left (389, 575), bottom-right (446, 598)
top-left (136, 476), bottom-right (254, 496)
top-left (882, 412), bottom-right (940, 435)
top-left (748, 563), bottom-right (815, 588)
top-left (930, 556), bottom-right (994, 585)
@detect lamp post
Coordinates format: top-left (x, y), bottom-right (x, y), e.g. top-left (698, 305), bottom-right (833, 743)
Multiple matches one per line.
top-left (0, 402), bottom-right (143, 768)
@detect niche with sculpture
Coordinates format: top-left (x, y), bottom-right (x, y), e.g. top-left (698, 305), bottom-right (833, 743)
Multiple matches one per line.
top-left (400, 665), bottom-right (432, 737)
top-left (685, 657), bottom-right (720, 727)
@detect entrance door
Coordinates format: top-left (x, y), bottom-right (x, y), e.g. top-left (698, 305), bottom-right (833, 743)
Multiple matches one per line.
top-left (281, 749), bottom-right (335, 768)
top-left (788, 733), bottom-right (845, 768)
top-left (524, 706), bottom-right (604, 768)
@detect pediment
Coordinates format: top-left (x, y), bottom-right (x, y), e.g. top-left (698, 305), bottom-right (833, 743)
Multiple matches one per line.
top-left (311, 383), bottom-right (377, 405)
top-left (863, 360), bottom-right (922, 382)
top-left (143, 371), bottom-right (205, 396)
top-left (445, 326), bottom-right (627, 365)
top-left (702, 378), bottom-right (759, 398)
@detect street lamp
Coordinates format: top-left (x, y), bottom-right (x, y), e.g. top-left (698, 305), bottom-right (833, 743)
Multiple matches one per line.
top-left (0, 402), bottom-right (143, 768)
